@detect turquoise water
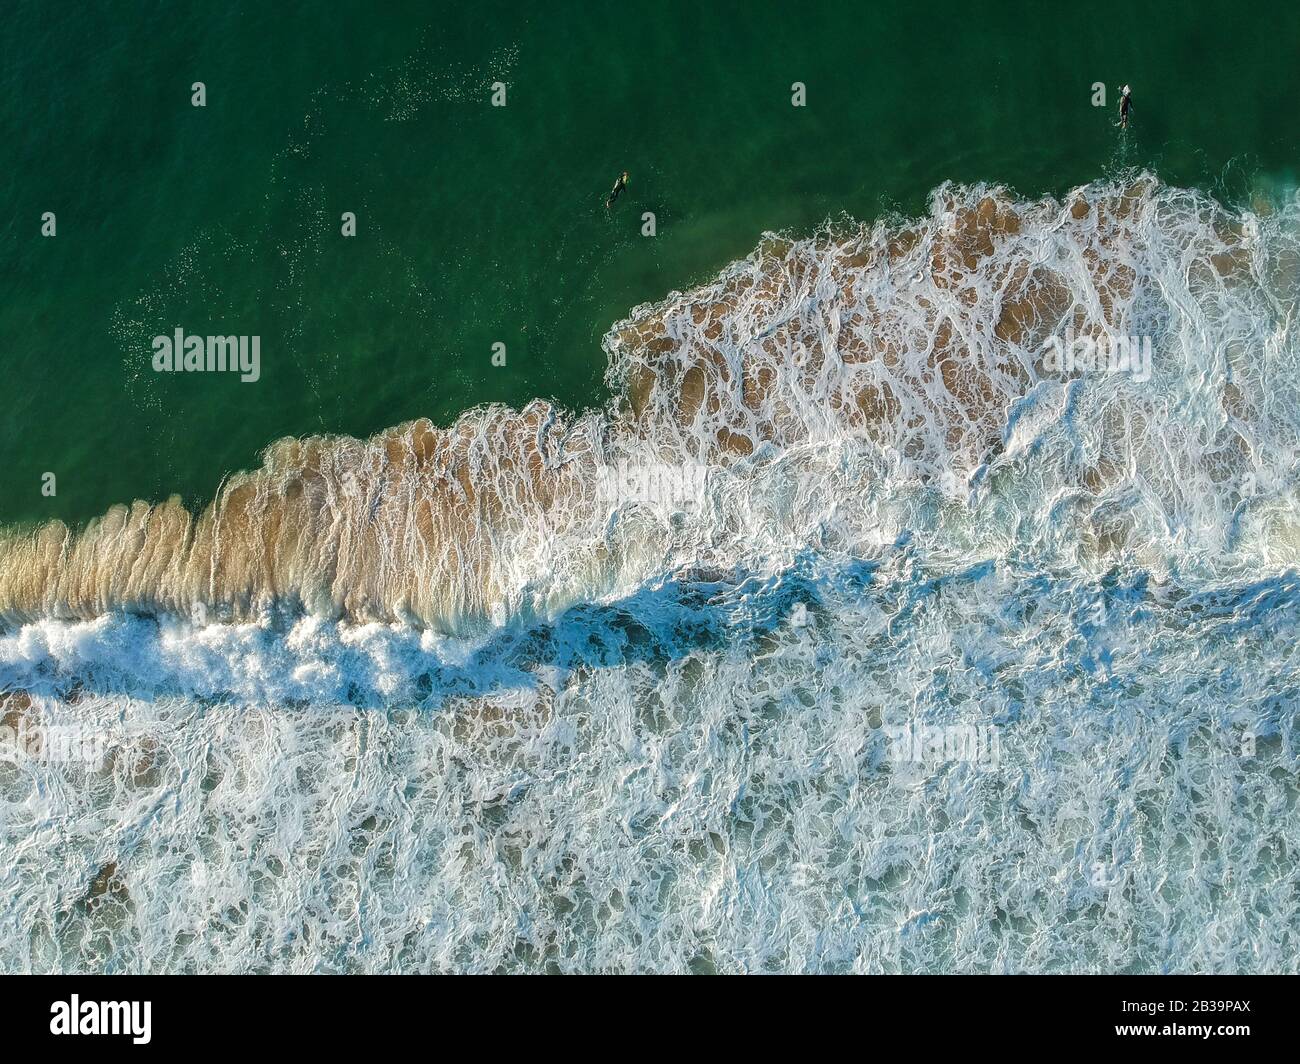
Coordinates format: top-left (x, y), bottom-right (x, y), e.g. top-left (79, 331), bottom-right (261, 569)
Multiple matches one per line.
top-left (3, 0), bottom-right (1299, 525)
top-left (1, 2), bottom-right (1299, 975)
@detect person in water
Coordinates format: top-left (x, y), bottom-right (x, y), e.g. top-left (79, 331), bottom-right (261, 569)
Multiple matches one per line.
top-left (1119, 85), bottom-right (1132, 130)
top-left (605, 171), bottom-right (629, 209)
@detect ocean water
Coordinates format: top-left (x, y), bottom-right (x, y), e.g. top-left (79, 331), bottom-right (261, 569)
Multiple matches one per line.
top-left (2, 3), bottom-right (1300, 973)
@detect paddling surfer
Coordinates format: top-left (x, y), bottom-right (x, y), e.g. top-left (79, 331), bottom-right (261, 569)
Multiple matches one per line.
top-left (605, 170), bottom-right (629, 209)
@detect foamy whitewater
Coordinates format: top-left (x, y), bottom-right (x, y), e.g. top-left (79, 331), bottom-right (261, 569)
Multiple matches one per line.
top-left (1, 174), bottom-right (1298, 972)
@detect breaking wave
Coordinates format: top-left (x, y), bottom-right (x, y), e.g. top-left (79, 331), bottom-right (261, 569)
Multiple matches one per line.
top-left (4, 173), bottom-right (1300, 629)
top-left (2, 174), bottom-right (1298, 973)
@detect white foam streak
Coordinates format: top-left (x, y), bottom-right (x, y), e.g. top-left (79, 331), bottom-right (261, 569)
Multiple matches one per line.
top-left (3, 175), bottom-right (1300, 973)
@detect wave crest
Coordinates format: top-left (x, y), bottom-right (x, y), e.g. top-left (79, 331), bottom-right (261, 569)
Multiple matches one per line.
top-left (3, 173), bottom-right (1298, 630)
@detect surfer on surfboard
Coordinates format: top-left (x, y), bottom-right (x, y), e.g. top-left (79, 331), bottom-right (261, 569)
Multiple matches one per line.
top-left (1119, 85), bottom-right (1132, 130)
top-left (605, 171), bottom-right (630, 209)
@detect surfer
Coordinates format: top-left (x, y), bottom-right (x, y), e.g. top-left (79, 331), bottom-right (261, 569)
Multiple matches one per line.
top-left (1119, 85), bottom-right (1132, 130)
top-left (605, 170), bottom-right (629, 209)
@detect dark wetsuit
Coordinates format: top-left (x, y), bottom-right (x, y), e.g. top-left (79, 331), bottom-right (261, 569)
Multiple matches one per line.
top-left (1119, 94), bottom-right (1132, 128)
top-left (605, 176), bottom-right (628, 209)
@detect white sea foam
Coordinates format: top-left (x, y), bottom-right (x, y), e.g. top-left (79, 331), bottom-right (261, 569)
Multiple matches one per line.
top-left (1, 174), bottom-right (1299, 972)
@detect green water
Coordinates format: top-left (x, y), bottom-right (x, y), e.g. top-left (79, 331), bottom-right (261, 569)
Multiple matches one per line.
top-left (3, 0), bottom-right (1298, 527)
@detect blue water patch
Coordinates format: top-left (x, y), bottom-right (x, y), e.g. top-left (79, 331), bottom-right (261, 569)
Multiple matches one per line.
top-left (1, 555), bottom-right (1295, 972)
